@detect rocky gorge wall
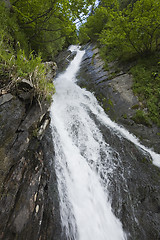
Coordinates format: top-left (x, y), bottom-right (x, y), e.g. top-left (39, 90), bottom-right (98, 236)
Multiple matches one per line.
top-left (0, 63), bottom-right (63, 240)
top-left (77, 43), bottom-right (160, 153)
top-left (76, 43), bottom-right (160, 239)
top-left (50, 44), bottom-right (160, 239)
top-left (51, 44), bottom-right (160, 239)
top-left (0, 44), bottom-right (160, 240)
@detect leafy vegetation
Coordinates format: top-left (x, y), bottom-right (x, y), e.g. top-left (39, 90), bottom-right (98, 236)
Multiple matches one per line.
top-left (0, 2), bottom-right (54, 102)
top-left (131, 55), bottom-right (160, 126)
top-left (79, 0), bottom-right (160, 126)
top-left (131, 110), bottom-right (151, 127)
top-left (79, 6), bottom-right (109, 44)
top-left (0, 0), bottom-right (96, 102)
top-left (80, 0), bottom-right (160, 58)
top-left (9, 0), bottom-right (96, 59)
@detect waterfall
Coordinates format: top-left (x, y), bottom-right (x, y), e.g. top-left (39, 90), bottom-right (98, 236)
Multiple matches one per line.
top-left (50, 46), bottom-right (160, 240)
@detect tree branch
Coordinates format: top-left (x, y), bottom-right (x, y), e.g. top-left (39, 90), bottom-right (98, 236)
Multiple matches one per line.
top-left (33, 35), bottom-right (65, 43)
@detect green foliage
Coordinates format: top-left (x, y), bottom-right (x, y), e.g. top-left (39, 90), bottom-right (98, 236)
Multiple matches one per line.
top-left (131, 55), bottom-right (160, 126)
top-left (0, 0), bottom-right (97, 59)
top-left (99, 0), bottom-right (160, 57)
top-left (79, 6), bottom-right (109, 44)
top-left (122, 113), bottom-right (127, 119)
top-left (15, 50), bottom-right (55, 102)
top-left (131, 104), bottom-right (140, 110)
top-left (119, 0), bottom-right (137, 9)
top-left (80, 0), bottom-right (160, 59)
top-left (131, 110), bottom-right (151, 127)
top-left (0, 2), bottom-right (28, 54)
top-left (1, 0), bottom-right (97, 102)
top-left (1, 46), bottom-right (55, 102)
top-left (99, 0), bottom-right (160, 59)
top-left (0, 1), bottom-right (54, 103)
top-left (108, 99), bottom-right (113, 107)
top-left (9, 0), bottom-right (96, 59)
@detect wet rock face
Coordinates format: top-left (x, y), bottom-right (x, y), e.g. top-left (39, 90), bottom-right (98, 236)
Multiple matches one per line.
top-left (77, 43), bottom-right (160, 153)
top-left (0, 92), bottom-right (63, 238)
top-left (55, 49), bottom-right (76, 74)
top-left (0, 127), bottom-right (63, 240)
top-left (0, 95), bottom-right (25, 185)
top-left (77, 43), bottom-right (160, 239)
top-left (97, 120), bottom-right (160, 240)
top-left (44, 61), bottom-right (57, 81)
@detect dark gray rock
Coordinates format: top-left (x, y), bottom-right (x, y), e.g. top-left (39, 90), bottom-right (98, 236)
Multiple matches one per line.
top-left (0, 126), bottom-right (63, 240)
top-left (0, 93), bottom-right (13, 106)
top-left (16, 79), bottom-right (34, 101)
top-left (55, 49), bottom-right (76, 74)
top-left (0, 95), bottom-right (25, 186)
top-left (70, 73), bottom-right (160, 239)
top-left (77, 43), bottom-right (160, 153)
top-left (0, 91), bottom-right (63, 239)
top-left (95, 118), bottom-right (160, 240)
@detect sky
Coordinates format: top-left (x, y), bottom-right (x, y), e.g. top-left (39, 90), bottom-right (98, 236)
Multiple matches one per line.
top-left (75, 0), bottom-right (99, 29)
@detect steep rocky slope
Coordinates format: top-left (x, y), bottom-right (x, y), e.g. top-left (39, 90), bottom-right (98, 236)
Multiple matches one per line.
top-left (0, 63), bottom-right (63, 240)
top-left (76, 43), bottom-right (160, 239)
top-left (55, 44), bottom-right (160, 239)
top-left (77, 43), bottom-right (160, 153)
top-left (0, 44), bottom-right (160, 240)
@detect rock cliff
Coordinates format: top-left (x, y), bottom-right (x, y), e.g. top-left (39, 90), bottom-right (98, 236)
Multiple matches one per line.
top-left (53, 44), bottom-right (160, 239)
top-left (77, 43), bottom-right (160, 153)
top-left (1, 44), bottom-right (160, 240)
top-left (77, 43), bottom-right (160, 239)
top-left (0, 63), bottom-right (63, 240)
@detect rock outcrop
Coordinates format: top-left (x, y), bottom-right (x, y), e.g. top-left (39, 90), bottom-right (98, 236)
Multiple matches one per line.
top-left (77, 43), bottom-right (160, 153)
top-left (1, 45), bottom-right (159, 240)
top-left (0, 64), bottom-right (63, 240)
top-left (77, 43), bottom-right (160, 240)
top-left (55, 49), bottom-right (77, 74)
top-left (96, 119), bottom-right (160, 240)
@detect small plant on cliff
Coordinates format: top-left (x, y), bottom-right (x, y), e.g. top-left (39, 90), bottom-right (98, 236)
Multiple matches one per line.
top-left (0, 2), bottom-right (55, 102)
top-left (12, 50), bottom-right (55, 102)
top-left (0, 46), bottom-right (55, 102)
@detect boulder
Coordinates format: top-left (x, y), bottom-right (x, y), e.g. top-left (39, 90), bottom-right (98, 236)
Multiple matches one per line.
top-left (17, 79), bottom-right (34, 101)
top-left (0, 93), bottom-right (13, 106)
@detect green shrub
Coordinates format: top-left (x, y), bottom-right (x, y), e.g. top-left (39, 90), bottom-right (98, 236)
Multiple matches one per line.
top-left (99, 0), bottom-right (160, 60)
top-left (131, 54), bottom-right (160, 126)
top-left (1, 48), bottom-right (55, 103)
top-left (0, 2), bottom-right (55, 103)
top-left (13, 50), bottom-right (55, 102)
top-left (131, 110), bottom-right (151, 127)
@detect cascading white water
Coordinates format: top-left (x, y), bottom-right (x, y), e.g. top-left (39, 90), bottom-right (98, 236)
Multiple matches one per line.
top-left (50, 46), bottom-right (160, 240)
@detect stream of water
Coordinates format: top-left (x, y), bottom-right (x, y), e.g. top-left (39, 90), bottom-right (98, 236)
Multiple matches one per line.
top-left (50, 46), bottom-right (160, 240)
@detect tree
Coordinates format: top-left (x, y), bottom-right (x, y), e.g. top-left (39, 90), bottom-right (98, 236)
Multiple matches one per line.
top-left (9, 0), bottom-right (96, 59)
top-left (99, 0), bottom-right (160, 57)
top-left (79, 6), bottom-right (109, 44)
